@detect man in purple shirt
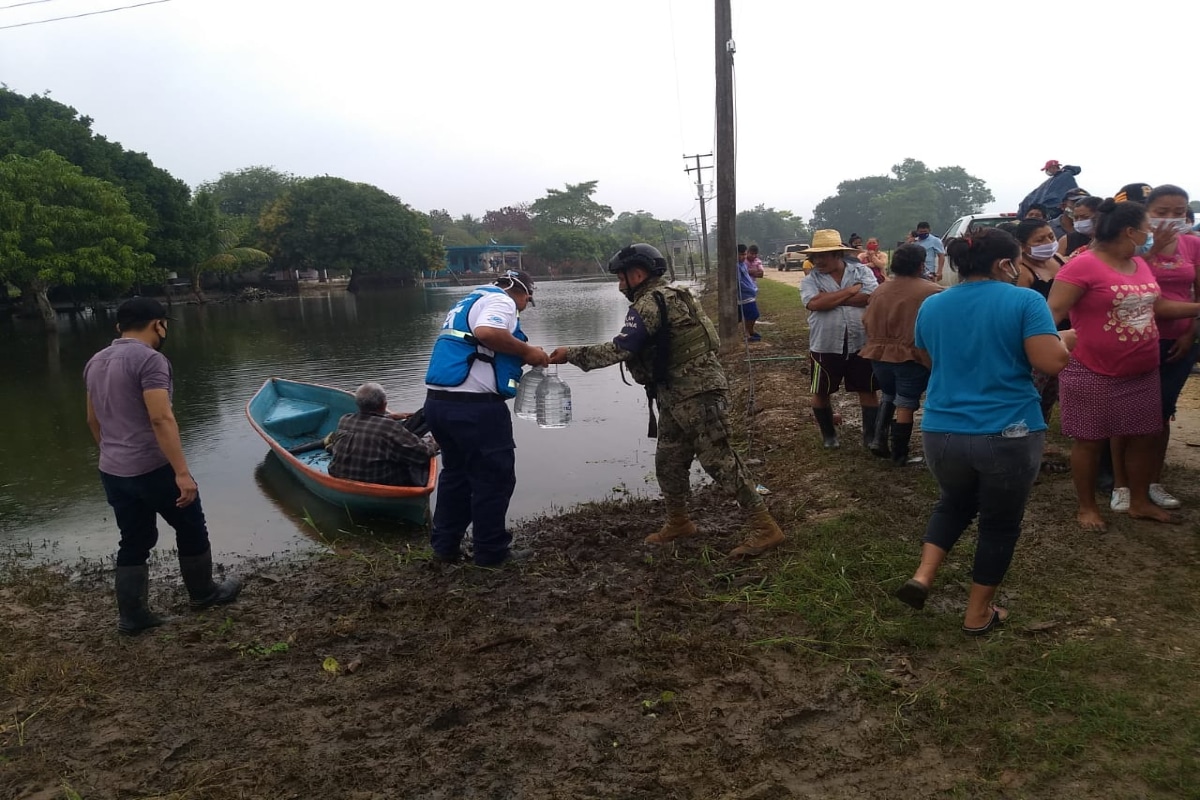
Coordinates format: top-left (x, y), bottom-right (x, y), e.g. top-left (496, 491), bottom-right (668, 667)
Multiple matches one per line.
top-left (84, 297), bottom-right (241, 635)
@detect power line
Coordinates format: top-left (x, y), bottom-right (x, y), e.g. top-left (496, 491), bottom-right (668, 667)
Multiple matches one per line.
top-left (0, 0), bottom-right (57, 11)
top-left (0, 0), bottom-right (173, 31)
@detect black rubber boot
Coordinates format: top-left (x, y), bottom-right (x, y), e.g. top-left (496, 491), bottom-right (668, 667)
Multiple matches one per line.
top-left (812, 407), bottom-right (840, 449)
top-left (861, 406), bottom-right (879, 450)
top-left (868, 402), bottom-right (894, 457)
top-left (115, 565), bottom-right (168, 636)
top-left (179, 549), bottom-right (242, 610)
top-left (891, 422), bottom-right (915, 466)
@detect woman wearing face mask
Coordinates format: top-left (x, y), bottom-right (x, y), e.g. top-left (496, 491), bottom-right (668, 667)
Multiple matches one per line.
top-left (1113, 184), bottom-right (1200, 511)
top-left (895, 228), bottom-right (1069, 635)
top-left (859, 237), bottom-right (889, 283)
top-left (1014, 220), bottom-right (1069, 444)
top-left (1059, 196), bottom-right (1101, 258)
top-left (1048, 199), bottom-right (1200, 531)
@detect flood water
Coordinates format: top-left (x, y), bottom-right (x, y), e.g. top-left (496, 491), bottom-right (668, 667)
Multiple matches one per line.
top-left (0, 279), bottom-right (700, 563)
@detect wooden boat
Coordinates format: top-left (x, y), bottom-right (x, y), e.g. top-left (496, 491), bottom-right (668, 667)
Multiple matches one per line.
top-left (245, 378), bottom-right (435, 525)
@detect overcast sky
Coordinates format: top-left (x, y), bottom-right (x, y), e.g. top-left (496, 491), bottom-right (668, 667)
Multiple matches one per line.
top-left (3, 0), bottom-right (1199, 231)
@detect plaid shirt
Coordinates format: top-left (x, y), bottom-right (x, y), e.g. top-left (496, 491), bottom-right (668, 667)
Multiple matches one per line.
top-left (327, 412), bottom-right (437, 486)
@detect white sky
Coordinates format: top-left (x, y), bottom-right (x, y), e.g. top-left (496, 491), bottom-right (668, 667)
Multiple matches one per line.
top-left (3, 0), bottom-right (1199, 228)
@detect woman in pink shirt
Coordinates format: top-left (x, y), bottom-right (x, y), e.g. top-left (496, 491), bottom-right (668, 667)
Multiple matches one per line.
top-left (1048, 199), bottom-right (1200, 531)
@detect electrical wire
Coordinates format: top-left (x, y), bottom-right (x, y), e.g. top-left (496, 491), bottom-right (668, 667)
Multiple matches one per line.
top-left (0, 0), bottom-right (56, 11)
top-left (0, 0), bottom-right (173, 30)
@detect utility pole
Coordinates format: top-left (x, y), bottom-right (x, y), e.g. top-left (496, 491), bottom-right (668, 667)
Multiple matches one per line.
top-left (683, 153), bottom-right (713, 277)
top-left (714, 0), bottom-right (737, 343)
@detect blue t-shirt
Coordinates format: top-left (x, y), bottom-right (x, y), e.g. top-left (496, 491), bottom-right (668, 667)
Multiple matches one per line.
top-left (915, 235), bottom-right (945, 276)
top-left (914, 280), bottom-right (1058, 435)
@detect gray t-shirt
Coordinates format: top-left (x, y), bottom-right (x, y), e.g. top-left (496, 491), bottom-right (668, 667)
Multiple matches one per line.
top-left (800, 261), bottom-right (878, 355)
top-left (83, 338), bottom-right (173, 477)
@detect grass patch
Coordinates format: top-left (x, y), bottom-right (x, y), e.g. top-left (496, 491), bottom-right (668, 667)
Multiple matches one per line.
top-left (707, 274), bottom-right (1200, 796)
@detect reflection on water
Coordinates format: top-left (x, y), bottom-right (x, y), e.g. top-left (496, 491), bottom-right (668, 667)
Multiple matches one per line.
top-left (0, 279), bottom-right (703, 563)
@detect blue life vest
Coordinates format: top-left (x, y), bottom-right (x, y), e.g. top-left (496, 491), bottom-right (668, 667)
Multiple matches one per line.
top-left (424, 286), bottom-right (527, 398)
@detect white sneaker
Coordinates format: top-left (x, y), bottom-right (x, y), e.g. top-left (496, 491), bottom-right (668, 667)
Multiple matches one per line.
top-left (1110, 487), bottom-right (1131, 513)
top-left (1149, 484), bottom-right (1182, 509)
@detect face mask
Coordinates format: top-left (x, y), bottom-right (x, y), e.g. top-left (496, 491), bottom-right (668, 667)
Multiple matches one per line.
top-left (1029, 242), bottom-right (1058, 260)
top-left (154, 323), bottom-right (168, 350)
top-left (1134, 231), bottom-right (1154, 256)
top-left (1149, 217), bottom-right (1191, 234)
top-left (917, 233), bottom-right (929, 240)
top-left (1003, 260), bottom-right (1020, 283)
top-left (866, 242), bottom-right (879, 251)
top-left (1073, 218), bottom-right (1095, 235)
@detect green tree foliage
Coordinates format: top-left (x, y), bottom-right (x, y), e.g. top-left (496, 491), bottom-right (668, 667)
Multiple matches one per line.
top-left (0, 88), bottom-right (193, 275)
top-left (186, 190), bottom-right (270, 300)
top-left (525, 229), bottom-right (612, 274)
top-left (426, 208), bottom-right (481, 247)
top-left (197, 165), bottom-right (296, 221)
top-left (606, 211), bottom-right (690, 245)
top-left (810, 158), bottom-right (994, 245)
top-left (0, 151), bottom-right (152, 329)
top-left (258, 177), bottom-right (441, 284)
top-left (530, 181), bottom-right (614, 230)
top-left (482, 205), bottom-right (534, 245)
top-left (734, 205), bottom-right (810, 252)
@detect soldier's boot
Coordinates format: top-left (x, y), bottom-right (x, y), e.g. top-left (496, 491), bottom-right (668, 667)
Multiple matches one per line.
top-left (729, 508), bottom-right (786, 559)
top-left (179, 549), bottom-right (243, 610)
top-left (812, 407), bottom-right (840, 449)
top-left (891, 422), bottom-right (915, 466)
top-left (644, 504), bottom-right (700, 545)
top-left (868, 401), bottom-right (894, 458)
top-left (115, 565), bottom-right (169, 636)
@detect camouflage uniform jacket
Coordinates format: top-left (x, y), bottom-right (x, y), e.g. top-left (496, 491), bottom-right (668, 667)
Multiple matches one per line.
top-left (566, 277), bottom-right (725, 407)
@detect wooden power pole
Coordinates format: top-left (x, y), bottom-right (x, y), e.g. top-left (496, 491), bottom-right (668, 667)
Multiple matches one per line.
top-left (714, 0), bottom-right (737, 343)
top-left (683, 153), bottom-right (712, 277)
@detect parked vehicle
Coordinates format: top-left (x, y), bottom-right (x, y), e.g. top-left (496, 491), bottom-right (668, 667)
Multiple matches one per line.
top-left (775, 242), bottom-right (810, 271)
top-left (941, 213), bottom-right (1019, 242)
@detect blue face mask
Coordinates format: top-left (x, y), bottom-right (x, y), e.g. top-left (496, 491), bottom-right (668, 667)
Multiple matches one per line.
top-left (1134, 231), bottom-right (1154, 256)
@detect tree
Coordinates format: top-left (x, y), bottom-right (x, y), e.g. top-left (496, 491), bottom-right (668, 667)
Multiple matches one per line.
top-left (426, 208), bottom-right (481, 247)
top-left (197, 165), bottom-right (296, 221)
top-left (810, 159), bottom-right (994, 246)
top-left (524, 228), bottom-right (613, 274)
top-left (258, 177), bottom-right (441, 287)
top-left (0, 151), bottom-right (152, 330)
top-left (186, 190), bottom-right (270, 301)
top-left (483, 205), bottom-right (534, 236)
top-left (530, 181), bottom-right (613, 230)
top-left (0, 88), bottom-right (194, 278)
top-left (734, 205), bottom-right (809, 252)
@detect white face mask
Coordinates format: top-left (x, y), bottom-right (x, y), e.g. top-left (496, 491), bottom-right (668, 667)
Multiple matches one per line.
top-left (1072, 218), bottom-right (1095, 235)
top-left (1149, 217), bottom-right (1191, 234)
top-left (1029, 242), bottom-right (1058, 260)
top-left (1002, 259), bottom-right (1020, 283)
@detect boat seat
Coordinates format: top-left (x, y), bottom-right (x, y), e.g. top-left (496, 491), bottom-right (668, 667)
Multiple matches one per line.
top-left (263, 398), bottom-right (329, 439)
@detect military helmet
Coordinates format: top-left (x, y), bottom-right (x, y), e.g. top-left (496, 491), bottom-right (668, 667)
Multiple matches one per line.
top-left (607, 243), bottom-right (667, 276)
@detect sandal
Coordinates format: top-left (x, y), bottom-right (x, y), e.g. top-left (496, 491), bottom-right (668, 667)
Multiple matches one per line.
top-left (962, 606), bottom-right (1008, 636)
top-left (894, 579), bottom-right (929, 611)
top-left (1040, 459), bottom-right (1069, 474)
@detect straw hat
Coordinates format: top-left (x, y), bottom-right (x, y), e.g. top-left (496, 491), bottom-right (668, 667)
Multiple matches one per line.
top-left (801, 230), bottom-right (856, 254)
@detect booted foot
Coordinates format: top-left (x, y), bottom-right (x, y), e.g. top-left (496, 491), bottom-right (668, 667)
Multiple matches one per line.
top-left (1076, 508), bottom-right (1107, 532)
top-left (729, 509), bottom-right (785, 558)
top-left (644, 511), bottom-right (699, 544)
top-left (962, 605), bottom-right (1009, 636)
top-left (179, 550), bottom-right (243, 610)
top-left (114, 565), bottom-right (170, 636)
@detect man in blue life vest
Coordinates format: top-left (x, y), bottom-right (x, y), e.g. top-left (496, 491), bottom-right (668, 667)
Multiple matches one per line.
top-left (423, 270), bottom-right (550, 566)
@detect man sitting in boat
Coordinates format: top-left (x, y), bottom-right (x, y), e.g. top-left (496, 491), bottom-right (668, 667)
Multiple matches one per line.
top-left (327, 383), bottom-right (439, 487)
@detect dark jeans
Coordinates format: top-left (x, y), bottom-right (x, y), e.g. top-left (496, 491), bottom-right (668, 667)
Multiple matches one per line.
top-left (922, 431), bottom-right (1043, 587)
top-left (1159, 338), bottom-right (1200, 419)
top-left (424, 393), bottom-right (516, 566)
top-left (870, 360), bottom-right (930, 409)
top-left (100, 464), bottom-right (211, 567)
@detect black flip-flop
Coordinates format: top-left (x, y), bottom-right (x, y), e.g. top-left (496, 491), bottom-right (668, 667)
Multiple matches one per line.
top-left (894, 579), bottom-right (929, 611)
top-left (962, 606), bottom-right (1008, 636)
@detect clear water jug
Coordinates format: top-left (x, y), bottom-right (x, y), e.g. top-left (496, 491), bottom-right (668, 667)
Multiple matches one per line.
top-left (514, 366), bottom-right (544, 420)
top-left (535, 369), bottom-right (572, 429)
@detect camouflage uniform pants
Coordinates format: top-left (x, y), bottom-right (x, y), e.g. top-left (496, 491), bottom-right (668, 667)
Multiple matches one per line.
top-left (655, 390), bottom-right (764, 511)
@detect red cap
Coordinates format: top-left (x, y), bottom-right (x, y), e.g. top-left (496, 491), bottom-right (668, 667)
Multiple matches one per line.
top-left (1042, 159), bottom-right (1061, 171)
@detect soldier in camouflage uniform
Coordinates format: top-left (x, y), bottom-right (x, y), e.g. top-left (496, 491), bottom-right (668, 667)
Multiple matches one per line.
top-left (548, 244), bottom-right (786, 558)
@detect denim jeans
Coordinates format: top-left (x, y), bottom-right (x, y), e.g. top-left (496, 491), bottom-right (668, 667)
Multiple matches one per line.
top-left (922, 431), bottom-right (1043, 586)
top-left (100, 464), bottom-right (211, 567)
top-left (870, 360), bottom-right (930, 409)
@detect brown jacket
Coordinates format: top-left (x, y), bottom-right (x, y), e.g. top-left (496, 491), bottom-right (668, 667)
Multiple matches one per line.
top-left (860, 277), bottom-right (942, 367)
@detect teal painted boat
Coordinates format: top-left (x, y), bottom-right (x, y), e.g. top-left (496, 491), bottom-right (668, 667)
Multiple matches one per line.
top-left (245, 378), bottom-right (435, 525)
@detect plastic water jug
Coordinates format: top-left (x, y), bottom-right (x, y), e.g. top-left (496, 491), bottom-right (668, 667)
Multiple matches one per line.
top-left (535, 369), bottom-right (572, 429)
top-left (514, 366), bottom-right (544, 420)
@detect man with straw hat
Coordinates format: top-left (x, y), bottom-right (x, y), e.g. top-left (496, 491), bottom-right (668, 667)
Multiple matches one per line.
top-left (799, 230), bottom-right (880, 449)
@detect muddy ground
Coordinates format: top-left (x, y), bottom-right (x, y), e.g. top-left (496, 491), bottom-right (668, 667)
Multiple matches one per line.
top-left (3, 277), bottom-right (1199, 799)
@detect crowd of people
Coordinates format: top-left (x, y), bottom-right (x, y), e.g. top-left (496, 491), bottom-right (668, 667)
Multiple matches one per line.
top-left (80, 162), bottom-right (1200, 640)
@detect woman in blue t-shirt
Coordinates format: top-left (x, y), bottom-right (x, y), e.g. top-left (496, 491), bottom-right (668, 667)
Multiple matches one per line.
top-left (895, 228), bottom-right (1072, 635)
